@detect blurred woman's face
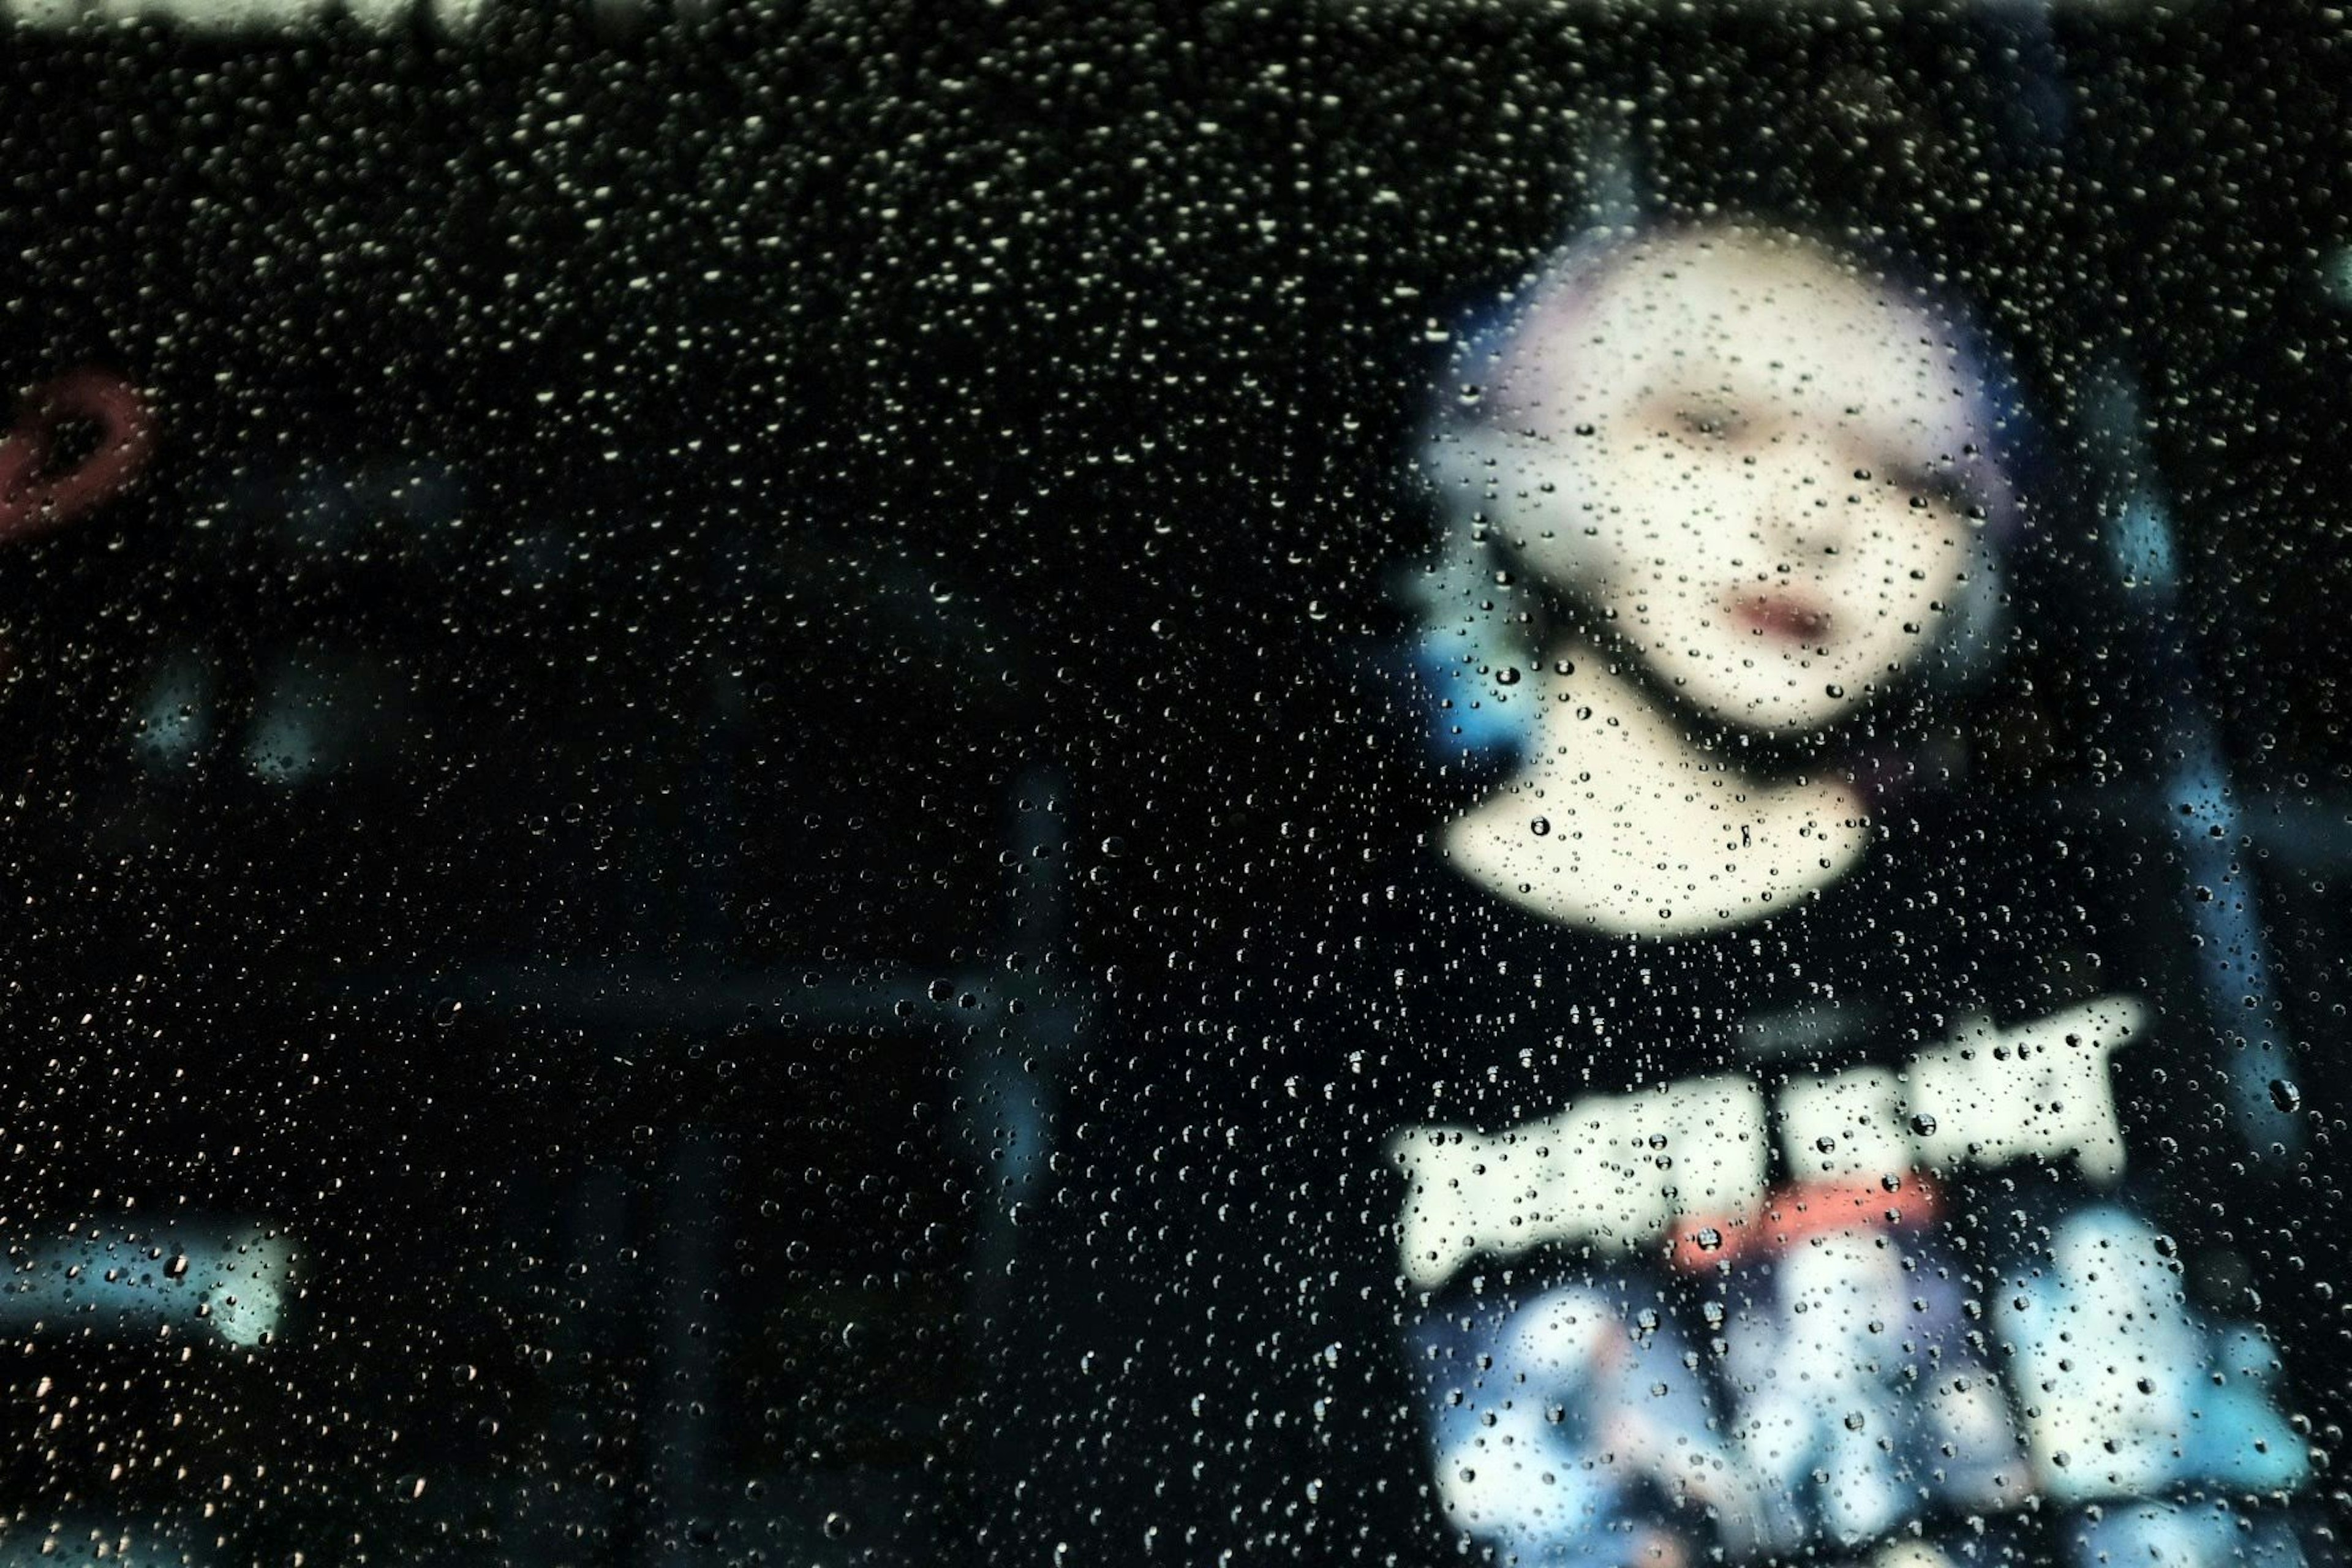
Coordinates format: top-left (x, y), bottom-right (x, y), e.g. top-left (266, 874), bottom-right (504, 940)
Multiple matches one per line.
top-left (1483, 232), bottom-right (2003, 733)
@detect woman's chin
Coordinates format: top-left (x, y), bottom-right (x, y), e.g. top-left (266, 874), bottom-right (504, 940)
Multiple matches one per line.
top-left (1597, 636), bottom-right (1905, 746)
top-left (1651, 662), bottom-right (1864, 741)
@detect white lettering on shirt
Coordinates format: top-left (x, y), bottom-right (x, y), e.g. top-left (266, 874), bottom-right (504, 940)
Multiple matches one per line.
top-left (1390, 992), bottom-right (2145, 1290)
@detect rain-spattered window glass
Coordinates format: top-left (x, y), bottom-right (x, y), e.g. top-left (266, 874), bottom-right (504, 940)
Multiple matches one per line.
top-left (0, 1), bottom-right (2346, 1564)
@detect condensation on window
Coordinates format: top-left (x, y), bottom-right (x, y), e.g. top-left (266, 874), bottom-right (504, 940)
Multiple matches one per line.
top-left (0, 2), bottom-right (2343, 1566)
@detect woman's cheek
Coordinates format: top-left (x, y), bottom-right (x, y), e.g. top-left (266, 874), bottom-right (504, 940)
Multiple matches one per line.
top-left (1615, 467), bottom-right (1732, 575)
top-left (1522, 493), bottom-right (1633, 601)
top-left (1856, 572), bottom-right (1956, 674)
top-left (1511, 523), bottom-right (1603, 602)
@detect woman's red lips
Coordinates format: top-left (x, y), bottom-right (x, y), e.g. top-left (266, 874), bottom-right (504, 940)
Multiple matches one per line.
top-left (1732, 594), bottom-right (1832, 643)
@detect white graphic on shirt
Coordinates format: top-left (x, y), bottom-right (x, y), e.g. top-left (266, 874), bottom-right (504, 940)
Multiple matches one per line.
top-left (1390, 993), bottom-right (2144, 1289)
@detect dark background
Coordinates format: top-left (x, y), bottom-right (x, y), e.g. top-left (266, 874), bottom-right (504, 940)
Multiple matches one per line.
top-left (0, 1), bottom-right (2345, 1562)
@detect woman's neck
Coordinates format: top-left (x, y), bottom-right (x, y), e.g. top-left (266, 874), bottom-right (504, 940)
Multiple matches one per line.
top-left (1441, 640), bottom-right (1869, 940)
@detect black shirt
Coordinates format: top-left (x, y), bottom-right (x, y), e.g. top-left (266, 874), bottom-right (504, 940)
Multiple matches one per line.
top-left (984, 779), bottom-right (2332, 1567)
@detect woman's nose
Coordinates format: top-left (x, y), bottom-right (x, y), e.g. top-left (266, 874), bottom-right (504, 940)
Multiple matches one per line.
top-left (1752, 453), bottom-right (1855, 565)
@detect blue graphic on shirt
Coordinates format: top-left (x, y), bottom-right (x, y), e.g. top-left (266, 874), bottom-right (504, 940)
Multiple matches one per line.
top-left (1409, 1204), bottom-right (2316, 1568)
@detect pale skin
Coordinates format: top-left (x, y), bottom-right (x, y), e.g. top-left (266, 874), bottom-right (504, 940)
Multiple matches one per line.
top-left (1446, 644), bottom-right (1870, 938)
top-left (1438, 230), bottom-right (2002, 937)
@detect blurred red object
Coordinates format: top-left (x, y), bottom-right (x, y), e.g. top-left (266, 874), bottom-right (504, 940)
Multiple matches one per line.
top-left (0, 369), bottom-right (154, 545)
top-left (1667, 1172), bottom-right (1943, 1271)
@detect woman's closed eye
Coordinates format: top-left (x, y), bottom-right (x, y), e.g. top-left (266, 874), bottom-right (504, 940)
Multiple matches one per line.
top-left (1887, 462), bottom-right (1981, 516)
top-left (1671, 404), bottom-right (1747, 441)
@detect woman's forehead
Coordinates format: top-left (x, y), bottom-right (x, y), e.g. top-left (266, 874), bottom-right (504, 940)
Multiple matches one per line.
top-left (1502, 236), bottom-right (1978, 428)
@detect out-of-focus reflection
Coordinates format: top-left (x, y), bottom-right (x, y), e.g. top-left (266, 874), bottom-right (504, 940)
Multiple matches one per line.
top-left (0, 369), bottom-right (151, 548)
